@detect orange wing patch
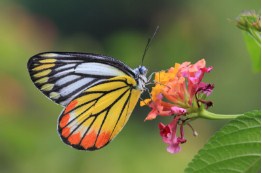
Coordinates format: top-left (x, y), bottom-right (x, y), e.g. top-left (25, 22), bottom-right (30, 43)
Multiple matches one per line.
top-left (68, 132), bottom-right (81, 145)
top-left (81, 130), bottom-right (97, 149)
top-left (57, 76), bottom-right (141, 150)
top-left (96, 132), bottom-right (111, 148)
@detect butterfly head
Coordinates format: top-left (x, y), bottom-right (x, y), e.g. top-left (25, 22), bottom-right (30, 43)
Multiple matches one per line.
top-left (134, 66), bottom-right (148, 91)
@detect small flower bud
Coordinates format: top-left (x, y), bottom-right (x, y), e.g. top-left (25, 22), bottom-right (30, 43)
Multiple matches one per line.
top-left (236, 10), bottom-right (261, 32)
top-left (193, 130), bottom-right (199, 137)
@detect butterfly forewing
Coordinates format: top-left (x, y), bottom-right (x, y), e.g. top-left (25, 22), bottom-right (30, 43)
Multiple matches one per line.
top-left (27, 52), bottom-right (136, 106)
top-left (57, 76), bottom-right (141, 150)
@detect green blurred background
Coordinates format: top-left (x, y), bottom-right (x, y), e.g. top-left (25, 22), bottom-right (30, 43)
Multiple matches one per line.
top-left (0, 0), bottom-right (260, 173)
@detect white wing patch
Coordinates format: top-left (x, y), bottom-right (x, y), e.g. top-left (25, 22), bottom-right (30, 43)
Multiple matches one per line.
top-left (54, 69), bottom-right (75, 78)
top-left (56, 75), bottom-right (81, 86)
top-left (75, 63), bottom-right (126, 76)
top-left (56, 64), bottom-right (76, 71)
top-left (60, 78), bottom-right (95, 97)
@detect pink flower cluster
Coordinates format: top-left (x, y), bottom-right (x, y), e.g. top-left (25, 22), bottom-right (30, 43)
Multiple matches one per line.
top-left (141, 59), bottom-right (214, 154)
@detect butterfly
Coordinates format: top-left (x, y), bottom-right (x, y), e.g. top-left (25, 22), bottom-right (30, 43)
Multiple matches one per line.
top-left (27, 52), bottom-right (148, 150)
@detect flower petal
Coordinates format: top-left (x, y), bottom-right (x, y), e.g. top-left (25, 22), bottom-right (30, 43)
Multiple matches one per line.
top-left (159, 123), bottom-right (172, 143)
top-left (167, 142), bottom-right (181, 154)
top-left (197, 83), bottom-right (214, 96)
top-left (140, 98), bottom-right (151, 106)
top-left (144, 109), bottom-right (158, 121)
top-left (171, 106), bottom-right (187, 115)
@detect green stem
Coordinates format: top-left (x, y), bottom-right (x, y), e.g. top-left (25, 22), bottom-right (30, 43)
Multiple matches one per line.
top-left (187, 109), bottom-right (244, 120)
top-left (199, 109), bottom-right (243, 120)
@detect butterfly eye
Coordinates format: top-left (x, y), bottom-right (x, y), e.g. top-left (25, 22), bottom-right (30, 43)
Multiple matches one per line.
top-left (139, 66), bottom-right (148, 75)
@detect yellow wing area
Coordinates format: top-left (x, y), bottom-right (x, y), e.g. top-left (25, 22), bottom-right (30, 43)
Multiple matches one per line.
top-left (57, 75), bottom-right (141, 150)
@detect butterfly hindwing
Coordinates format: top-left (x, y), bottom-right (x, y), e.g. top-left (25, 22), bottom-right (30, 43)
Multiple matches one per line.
top-left (27, 52), bottom-right (136, 106)
top-left (57, 75), bottom-right (141, 150)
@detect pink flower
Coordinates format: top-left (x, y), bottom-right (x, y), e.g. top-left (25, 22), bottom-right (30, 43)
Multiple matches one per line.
top-left (141, 59), bottom-right (214, 154)
top-left (197, 83), bottom-right (214, 96)
top-left (171, 106), bottom-right (187, 115)
top-left (159, 115), bottom-right (186, 154)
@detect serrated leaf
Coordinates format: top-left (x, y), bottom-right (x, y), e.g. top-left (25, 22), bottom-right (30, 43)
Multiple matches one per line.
top-left (185, 110), bottom-right (261, 173)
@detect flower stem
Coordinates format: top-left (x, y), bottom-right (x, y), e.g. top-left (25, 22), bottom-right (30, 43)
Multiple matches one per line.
top-left (197, 109), bottom-right (243, 120)
top-left (187, 109), bottom-right (243, 120)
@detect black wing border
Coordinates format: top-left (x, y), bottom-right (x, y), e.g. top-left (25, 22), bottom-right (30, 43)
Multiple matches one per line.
top-left (27, 52), bottom-right (136, 78)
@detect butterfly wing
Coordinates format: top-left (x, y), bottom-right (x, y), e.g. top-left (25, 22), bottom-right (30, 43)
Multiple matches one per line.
top-left (57, 75), bottom-right (141, 150)
top-left (27, 52), bottom-right (136, 106)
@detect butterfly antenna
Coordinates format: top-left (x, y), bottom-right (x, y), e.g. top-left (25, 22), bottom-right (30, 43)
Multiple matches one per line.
top-left (141, 26), bottom-right (159, 66)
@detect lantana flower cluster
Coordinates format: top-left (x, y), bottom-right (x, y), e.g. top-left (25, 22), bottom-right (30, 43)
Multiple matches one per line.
top-left (141, 59), bottom-right (214, 154)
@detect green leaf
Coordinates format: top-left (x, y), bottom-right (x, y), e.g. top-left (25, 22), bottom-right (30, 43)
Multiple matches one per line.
top-left (242, 32), bottom-right (261, 72)
top-left (185, 110), bottom-right (261, 173)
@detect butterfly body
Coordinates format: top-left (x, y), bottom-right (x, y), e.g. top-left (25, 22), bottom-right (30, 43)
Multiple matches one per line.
top-left (27, 52), bottom-right (148, 150)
